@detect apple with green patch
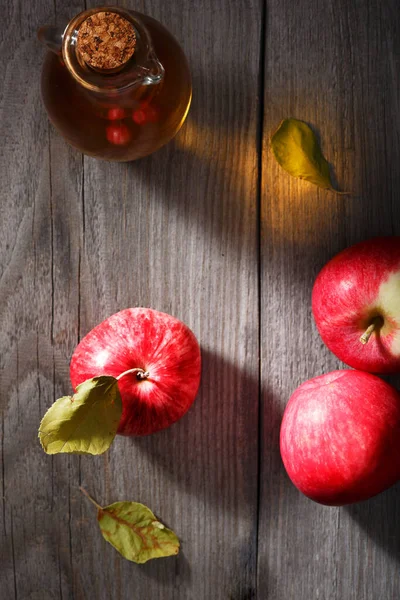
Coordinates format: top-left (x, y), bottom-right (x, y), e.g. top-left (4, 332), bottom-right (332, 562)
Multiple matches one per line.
top-left (312, 237), bottom-right (400, 373)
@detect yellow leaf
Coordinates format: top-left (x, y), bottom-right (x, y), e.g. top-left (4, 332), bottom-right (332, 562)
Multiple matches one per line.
top-left (271, 118), bottom-right (343, 192)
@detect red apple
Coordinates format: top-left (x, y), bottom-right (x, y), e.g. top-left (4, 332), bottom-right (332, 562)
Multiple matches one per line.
top-left (280, 370), bottom-right (400, 506)
top-left (70, 308), bottom-right (201, 436)
top-left (312, 237), bottom-right (400, 373)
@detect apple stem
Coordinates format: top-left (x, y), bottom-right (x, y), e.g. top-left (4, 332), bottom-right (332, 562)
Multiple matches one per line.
top-left (79, 486), bottom-right (103, 511)
top-left (116, 368), bottom-right (150, 381)
top-left (360, 320), bottom-right (379, 345)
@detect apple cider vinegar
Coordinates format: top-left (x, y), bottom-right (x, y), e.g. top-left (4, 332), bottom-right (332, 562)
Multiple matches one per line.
top-left (40, 8), bottom-right (192, 161)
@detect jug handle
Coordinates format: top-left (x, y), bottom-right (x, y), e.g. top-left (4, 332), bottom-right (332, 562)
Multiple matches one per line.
top-left (37, 25), bottom-right (64, 55)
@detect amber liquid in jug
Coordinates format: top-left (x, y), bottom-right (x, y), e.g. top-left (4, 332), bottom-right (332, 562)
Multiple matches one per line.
top-left (39, 7), bottom-right (192, 161)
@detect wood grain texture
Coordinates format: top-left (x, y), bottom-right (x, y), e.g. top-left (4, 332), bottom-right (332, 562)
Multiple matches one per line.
top-left (0, 1), bottom-right (84, 598)
top-left (2, 0), bottom-right (400, 598)
top-left (1, 0), bottom-right (261, 599)
top-left (259, 1), bottom-right (400, 599)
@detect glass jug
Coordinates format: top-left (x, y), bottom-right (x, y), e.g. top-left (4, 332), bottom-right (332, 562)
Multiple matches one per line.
top-left (38, 7), bottom-right (192, 161)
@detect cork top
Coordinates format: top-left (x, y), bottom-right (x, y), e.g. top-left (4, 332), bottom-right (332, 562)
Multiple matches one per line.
top-left (77, 11), bottom-right (136, 70)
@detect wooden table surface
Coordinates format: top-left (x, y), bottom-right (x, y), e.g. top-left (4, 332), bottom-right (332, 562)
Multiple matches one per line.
top-left (1, 1), bottom-right (399, 598)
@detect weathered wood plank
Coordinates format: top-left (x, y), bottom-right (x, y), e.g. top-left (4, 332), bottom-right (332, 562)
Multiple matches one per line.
top-left (0, 1), bottom-right (85, 599)
top-left (259, 0), bottom-right (400, 598)
top-left (1, 1), bottom-right (261, 599)
top-left (70, 0), bottom-right (261, 596)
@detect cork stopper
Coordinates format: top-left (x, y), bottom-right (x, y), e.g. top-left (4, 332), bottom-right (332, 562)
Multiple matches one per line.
top-left (77, 11), bottom-right (136, 71)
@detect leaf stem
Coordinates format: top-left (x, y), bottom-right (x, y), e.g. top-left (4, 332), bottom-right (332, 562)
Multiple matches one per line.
top-left (116, 368), bottom-right (150, 381)
top-left (79, 486), bottom-right (103, 511)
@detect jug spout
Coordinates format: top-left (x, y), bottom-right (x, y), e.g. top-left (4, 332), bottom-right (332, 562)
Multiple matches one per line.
top-left (37, 25), bottom-right (64, 55)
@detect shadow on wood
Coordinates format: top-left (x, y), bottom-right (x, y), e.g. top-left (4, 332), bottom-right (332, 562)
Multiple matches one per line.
top-left (139, 549), bottom-right (192, 587)
top-left (124, 61), bottom-right (259, 264)
top-left (127, 347), bottom-right (260, 514)
top-left (344, 376), bottom-right (400, 563)
top-left (345, 483), bottom-right (400, 561)
top-left (117, 347), bottom-right (263, 597)
top-left (126, 135), bottom-right (257, 266)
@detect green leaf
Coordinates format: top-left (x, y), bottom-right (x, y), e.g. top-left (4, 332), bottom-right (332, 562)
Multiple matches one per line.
top-left (271, 118), bottom-right (341, 191)
top-left (38, 376), bottom-right (122, 455)
top-left (98, 502), bottom-right (180, 563)
top-left (80, 488), bottom-right (180, 564)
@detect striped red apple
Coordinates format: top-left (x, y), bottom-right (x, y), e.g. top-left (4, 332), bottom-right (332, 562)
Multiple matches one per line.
top-left (280, 370), bottom-right (400, 505)
top-left (70, 308), bottom-right (201, 436)
top-left (281, 236), bottom-right (400, 506)
top-left (312, 237), bottom-right (400, 373)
